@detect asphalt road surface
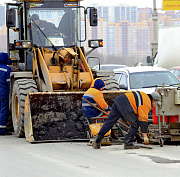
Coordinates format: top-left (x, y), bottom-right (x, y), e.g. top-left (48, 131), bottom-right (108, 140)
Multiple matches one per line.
top-left (1, 134), bottom-right (180, 177)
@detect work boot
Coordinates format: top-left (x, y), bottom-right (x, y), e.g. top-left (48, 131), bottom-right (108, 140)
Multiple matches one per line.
top-left (124, 134), bottom-right (140, 149)
top-left (124, 134), bottom-right (134, 146)
top-left (124, 144), bottom-right (140, 150)
top-left (93, 134), bottom-right (104, 149)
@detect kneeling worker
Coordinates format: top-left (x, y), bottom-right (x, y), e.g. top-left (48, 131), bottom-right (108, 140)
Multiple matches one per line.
top-left (82, 78), bottom-right (121, 142)
top-left (93, 91), bottom-right (160, 149)
top-left (82, 78), bottom-right (110, 119)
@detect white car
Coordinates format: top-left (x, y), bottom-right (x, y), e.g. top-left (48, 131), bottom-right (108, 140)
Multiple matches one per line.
top-left (92, 64), bottom-right (127, 70)
top-left (114, 66), bottom-right (180, 94)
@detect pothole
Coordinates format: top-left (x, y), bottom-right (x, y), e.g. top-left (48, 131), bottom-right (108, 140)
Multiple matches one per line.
top-left (139, 155), bottom-right (180, 163)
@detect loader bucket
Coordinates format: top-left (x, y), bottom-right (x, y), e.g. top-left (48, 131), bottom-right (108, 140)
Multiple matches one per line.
top-left (24, 91), bottom-right (126, 143)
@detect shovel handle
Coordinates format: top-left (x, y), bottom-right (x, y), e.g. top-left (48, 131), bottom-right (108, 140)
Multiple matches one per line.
top-left (117, 120), bottom-right (130, 130)
top-left (82, 98), bottom-right (108, 116)
top-left (139, 145), bottom-right (153, 149)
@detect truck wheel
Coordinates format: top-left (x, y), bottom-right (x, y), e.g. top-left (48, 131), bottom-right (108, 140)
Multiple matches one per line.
top-left (12, 79), bottom-right (37, 137)
top-left (102, 77), bottom-right (119, 91)
top-left (159, 138), bottom-right (164, 147)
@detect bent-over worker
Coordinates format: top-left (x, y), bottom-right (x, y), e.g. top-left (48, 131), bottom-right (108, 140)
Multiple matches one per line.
top-left (93, 91), bottom-right (160, 150)
top-left (0, 52), bottom-right (12, 135)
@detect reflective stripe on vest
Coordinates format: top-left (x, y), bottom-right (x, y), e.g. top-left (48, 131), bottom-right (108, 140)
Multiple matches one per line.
top-left (132, 91), bottom-right (143, 108)
top-left (82, 103), bottom-right (97, 106)
top-left (83, 94), bottom-right (95, 98)
top-left (0, 68), bottom-right (7, 72)
top-left (0, 125), bottom-right (7, 129)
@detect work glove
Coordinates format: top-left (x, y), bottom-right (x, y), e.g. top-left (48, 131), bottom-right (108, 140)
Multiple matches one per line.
top-left (143, 136), bottom-right (149, 145)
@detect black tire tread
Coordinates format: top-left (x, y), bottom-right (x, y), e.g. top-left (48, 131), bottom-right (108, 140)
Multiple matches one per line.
top-left (12, 79), bottom-right (37, 137)
top-left (101, 77), bottom-right (119, 91)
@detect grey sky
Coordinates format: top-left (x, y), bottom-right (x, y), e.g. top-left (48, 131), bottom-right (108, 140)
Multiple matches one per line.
top-left (81, 0), bottom-right (162, 9)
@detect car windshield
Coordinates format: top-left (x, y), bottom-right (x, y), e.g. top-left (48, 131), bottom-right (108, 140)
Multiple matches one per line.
top-left (29, 6), bottom-right (78, 47)
top-left (130, 71), bottom-right (180, 89)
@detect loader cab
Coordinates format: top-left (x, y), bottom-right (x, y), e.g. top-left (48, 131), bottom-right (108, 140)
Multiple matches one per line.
top-left (6, 0), bottom-right (98, 70)
top-left (29, 3), bottom-right (78, 47)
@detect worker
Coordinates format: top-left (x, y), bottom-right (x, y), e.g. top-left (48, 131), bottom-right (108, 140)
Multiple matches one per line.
top-left (82, 78), bottom-right (109, 118)
top-left (0, 52), bottom-right (12, 135)
top-left (31, 14), bottom-right (58, 46)
top-left (82, 78), bottom-right (121, 142)
top-left (58, 10), bottom-right (75, 46)
top-left (92, 91), bottom-right (161, 150)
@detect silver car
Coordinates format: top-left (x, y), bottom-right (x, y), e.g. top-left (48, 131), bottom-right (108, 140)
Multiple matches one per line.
top-left (114, 66), bottom-right (180, 94)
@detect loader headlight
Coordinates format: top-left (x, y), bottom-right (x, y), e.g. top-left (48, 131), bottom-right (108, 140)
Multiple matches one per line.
top-left (16, 40), bottom-right (32, 49)
top-left (88, 39), bottom-right (103, 48)
top-left (22, 41), bottom-right (32, 48)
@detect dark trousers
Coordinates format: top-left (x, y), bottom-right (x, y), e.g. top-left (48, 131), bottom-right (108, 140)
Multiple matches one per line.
top-left (0, 98), bottom-right (9, 134)
top-left (124, 122), bottom-right (139, 145)
top-left (99, 103), bottom-right (123, 136)
top-left (98, 103), bottom-right (139, 145)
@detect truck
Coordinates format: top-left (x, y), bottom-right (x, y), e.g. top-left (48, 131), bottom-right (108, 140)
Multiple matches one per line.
top-left (149, 85), bottom-right (180, 146)
top-left (153, 26), bottom-right (180, 69)
top-left (6, 0), bottom-right (122, 143)
top-left (145, 26), bottom-right (180, 146)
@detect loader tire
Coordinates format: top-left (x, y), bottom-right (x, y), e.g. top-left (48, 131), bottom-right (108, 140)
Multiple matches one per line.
top-left (102, 77), bottom-right (119, 91)
top-left (12, 79), bottom-right (37, 137)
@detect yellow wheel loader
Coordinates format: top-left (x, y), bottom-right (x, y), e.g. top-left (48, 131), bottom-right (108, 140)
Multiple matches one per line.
top-left (6, 0), bottom-right (124, 142)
